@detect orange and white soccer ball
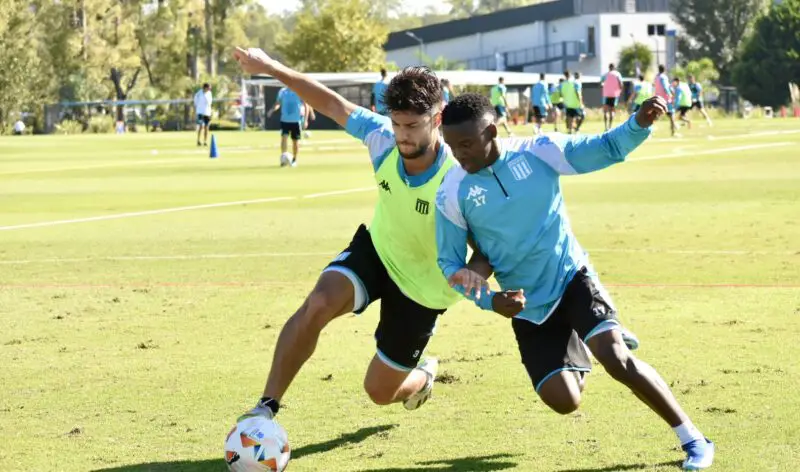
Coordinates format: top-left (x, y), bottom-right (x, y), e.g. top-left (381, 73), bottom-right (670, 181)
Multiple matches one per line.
top-left (224, 415), bottom-right (290, 471)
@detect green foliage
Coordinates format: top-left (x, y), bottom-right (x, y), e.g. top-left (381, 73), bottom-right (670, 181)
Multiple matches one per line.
top-left (672, 58), bottom-right (721, 95)
top-left (54, 119), bottom-right (84, 135)
top-left (732, 0), bottom-right (800, 107)
top-left (87, 115), bottom-right (116, 134)
top-left (671, 0), bottom-right (767, 83)
top-left (618, 43), bottom-right (653, 77)
top-left (448, 0), bottom-right (544, 16)
top-left (0, 0), bottom-right (43, 126)
top-left (278, 0), bottom-right (389, 72)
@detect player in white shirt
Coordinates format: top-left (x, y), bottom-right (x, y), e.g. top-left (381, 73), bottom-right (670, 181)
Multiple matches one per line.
top-left (194, 83), bottom-right (213, 146)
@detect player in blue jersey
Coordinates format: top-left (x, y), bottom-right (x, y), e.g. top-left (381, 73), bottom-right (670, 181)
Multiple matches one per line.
top-left (688, 75), bottom-right (713, 127)
top-left (530, 73), bottom-right (551, 136)
top-left (268, 87), bottom-right (306, 166)
top-left (371, 68), bottom-right (390, 116)
top-left (434, 93), bottom-right (715, 471)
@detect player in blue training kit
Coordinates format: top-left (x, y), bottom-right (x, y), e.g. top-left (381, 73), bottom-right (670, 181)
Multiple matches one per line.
top-left (434, 93), bottom-right (715, 470)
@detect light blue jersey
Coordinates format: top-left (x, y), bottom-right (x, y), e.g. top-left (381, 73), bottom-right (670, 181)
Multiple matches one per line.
top-left (373, 80), bottom-right (389, 115)
top-left (277, 88), bottom-right (304, 123)
top-left (435, 115), bottom-right (651, 324)
top-left (531, 82), bottom-right (551, 110)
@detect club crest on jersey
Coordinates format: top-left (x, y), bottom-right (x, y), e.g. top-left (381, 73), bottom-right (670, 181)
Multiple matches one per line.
top-left (467, 185), bottom-right (488, 207)
top-left (415, 198), bottom-right (430, 215)
top-left (508, 157), bottom-right (533, 181)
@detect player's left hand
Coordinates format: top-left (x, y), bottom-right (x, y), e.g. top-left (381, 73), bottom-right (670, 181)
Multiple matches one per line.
top-left (635, 96), bottom-right (668, 128)
top-left (233, 47), bottom-right (274, 75)
top-left (492, 289), bottom-right (526, 318)
top-left (448, 268), bottom-right (490, 300)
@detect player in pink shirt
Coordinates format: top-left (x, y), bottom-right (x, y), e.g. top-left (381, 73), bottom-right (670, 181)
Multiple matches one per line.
top-left (654, 64), bottom-right (677, 136)
top-left (601, 63), bottom-right (624, 131)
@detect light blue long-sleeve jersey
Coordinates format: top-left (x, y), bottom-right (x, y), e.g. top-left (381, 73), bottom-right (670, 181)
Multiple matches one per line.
top-left (531, 82), bottom-right (551, 109)
top-left (435, 115), bottom-right (651, 324)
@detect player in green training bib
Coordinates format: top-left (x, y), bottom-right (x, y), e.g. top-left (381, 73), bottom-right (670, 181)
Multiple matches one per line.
top-left (231, 48), bottom-right (523, 425)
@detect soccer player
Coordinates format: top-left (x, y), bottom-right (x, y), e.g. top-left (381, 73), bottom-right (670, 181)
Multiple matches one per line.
top-left (371, 68), bottom-right (390, 116)
top-left (674, 77), bottom-right (693, 130)
top-left (193, 83), bottom-right (212, 146)
top-left (688, 75), bottom-right (713, 126)
top-left (434, 93), bottom-right (714, 471)
top-left (630, 74), bottom-right (653, 114)
top-left (490, 76), bottom-right (514, 137)
top-left (572, 72), bottom-right (586, 132)
top-left (550, 79), bottom-right (564, 132)
top-left (560, 70), bottom-right (582, 134)
top-left (530, 73), bottom-right (551, 135)
top-left (268, 86), bottom-right (305, 167)
top-left (231, 47), bottom-right (519, 428)
top-left (441, 78), bottom-right (452, 107)
top-left (654, 65), bottom-right (677, 137)
top-left (601, 63), bottom-right (624, 131)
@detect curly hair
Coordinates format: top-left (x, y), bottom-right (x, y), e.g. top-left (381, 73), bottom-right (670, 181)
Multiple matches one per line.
top-left (383, 66), bottom-right (443, 115)
top-left (441, 93), bottom-right (496, 126)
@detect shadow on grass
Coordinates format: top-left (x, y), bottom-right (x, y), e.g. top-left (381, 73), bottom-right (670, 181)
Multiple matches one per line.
top-left (358, 453), bottom-right (520, 471)
top-left (92, 424), bottom-right (399, 471)
top-left (556, 460), bottom-right (683, 472)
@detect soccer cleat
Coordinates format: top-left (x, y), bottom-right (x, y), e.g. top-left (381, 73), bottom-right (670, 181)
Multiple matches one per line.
top-left (291, 158), bottom-right (297, 168)
top-left (682, 437), bottom-right (715, 470)
top-left (620, 327), bottom-right (640, 351)
top-left (403, 358), bottom-right (438, 411)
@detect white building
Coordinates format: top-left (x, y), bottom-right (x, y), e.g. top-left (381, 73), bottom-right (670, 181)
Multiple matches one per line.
top-left (385, 0), bottom-right (679, 77)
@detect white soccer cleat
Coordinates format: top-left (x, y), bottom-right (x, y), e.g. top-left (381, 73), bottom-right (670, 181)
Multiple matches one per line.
top-left (403, 358), bottom-right (438, 411)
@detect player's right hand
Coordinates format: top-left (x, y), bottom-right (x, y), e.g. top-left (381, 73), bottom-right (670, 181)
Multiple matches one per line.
top-left (448, 268), bottom-right (491, 300)
top-left (233, 47), bottom-right (274, 75)
top-left (492, 289), bottom-right (526, 318)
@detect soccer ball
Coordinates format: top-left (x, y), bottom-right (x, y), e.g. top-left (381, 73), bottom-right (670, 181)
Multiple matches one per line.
top-left (279, 152), bottom-right (292, 167)
top-left (224, 415), bottom-right (290, 471)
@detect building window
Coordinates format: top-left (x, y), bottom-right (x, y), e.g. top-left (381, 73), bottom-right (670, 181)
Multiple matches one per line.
top-left (611, 24), bottom-right (620, 37)
top-left (587, 26), bottom-right (596, 55)
top-left (648, 24), bottom-right (667, 36)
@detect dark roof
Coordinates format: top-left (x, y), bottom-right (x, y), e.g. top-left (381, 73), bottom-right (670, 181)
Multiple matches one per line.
top-left (385, 0), bottom-right (672, 51)
top-left (385, 0), bottom-right (574, 51)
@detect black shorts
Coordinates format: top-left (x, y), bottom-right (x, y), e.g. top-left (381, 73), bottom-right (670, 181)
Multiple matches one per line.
top-left (555, 103), bottom-right (565, 110)
top-left (679, 106), bottom-right (692, 117)
top-left (512, 267), bottom-right (619, 392)
top-left (532, 106), bottom-right (546, 119)
top-left (692, 101), bottom-right (704, 110)
top-left (604, 97), bottom-right (618, 108)
top-left (196, 114), bottom-right (211, 126)
top-left (280, 121), bottom-right (301, 141)
top-left (566, 108), bottom-right (584, 118)
top-left (324, 224), bottom-right (444, 370)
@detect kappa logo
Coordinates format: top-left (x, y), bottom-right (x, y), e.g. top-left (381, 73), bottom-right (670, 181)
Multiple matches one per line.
top-left (467, 185), bottom-right (488, 207)
top-left (378, 179), bottom-right (391, 193)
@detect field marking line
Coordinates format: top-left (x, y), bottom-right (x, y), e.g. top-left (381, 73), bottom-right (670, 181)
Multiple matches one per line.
top-left (2, 247), bottom-right (796, 265)
top-left (630, 142), bottom-right (795, 162)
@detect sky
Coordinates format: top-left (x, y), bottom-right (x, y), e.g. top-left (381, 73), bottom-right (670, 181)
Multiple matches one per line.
top-left (262, 0), bottom-right (449, 16)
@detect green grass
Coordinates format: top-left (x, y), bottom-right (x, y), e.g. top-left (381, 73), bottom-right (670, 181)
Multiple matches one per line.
top-left (1, 117), bottom-right (799, 472)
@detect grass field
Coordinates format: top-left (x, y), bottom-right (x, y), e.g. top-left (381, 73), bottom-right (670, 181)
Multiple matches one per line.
top-left (1, 117), bottom-right (799, 472)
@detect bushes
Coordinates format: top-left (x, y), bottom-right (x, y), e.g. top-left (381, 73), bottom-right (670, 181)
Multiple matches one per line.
top-left (55, 119), bottom-right (84, 135)
top-left (87, 115), bottom-right (115, 134)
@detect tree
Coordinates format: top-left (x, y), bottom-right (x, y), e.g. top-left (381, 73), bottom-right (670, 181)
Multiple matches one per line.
top-left (0, 0), bottom-right (42, 128)
top-left (278, 0), bottom-right (389, 72)
top-left (618, 42), bottom-right (653, 77)
top-left (732, 0), bottom-right (800, 107)
top-left (671, 0), bottom-right (767, 84)
top-left (448, 0), bottom-right (544, 17)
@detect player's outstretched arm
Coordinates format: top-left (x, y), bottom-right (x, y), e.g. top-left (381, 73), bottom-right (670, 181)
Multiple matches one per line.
top-left (233, 47), bottom-right (357, 128)
top-left (531, 96), bottom-right (666, 175)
